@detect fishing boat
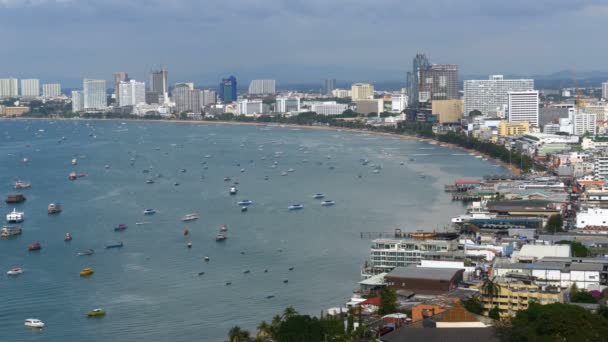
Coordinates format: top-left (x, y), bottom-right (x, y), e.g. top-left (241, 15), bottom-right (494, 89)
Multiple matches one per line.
top-left (28, 241), bottom-right (41, 251)
top-left (7, 267), bottom-right (23, 275)
top-left (79, 268), bottom-right (94, 277)
top-left (5, 194), bottom-right (26, 204)
top-left (47, 203), bottom-right (62, 214)
top-left (181, 213), bottom-right (199, 222)
top-left (215, 234), bottom-right (227, 241)
top-left (312, 193), bottom-right (325, 199)
top-left (14, 180), bottom-right (31, 189)
top-left (64, 233), bottom-right (72, 241)
top-left (6, 208), bottom-right (24, 223)
top-left (78, 249), bottom-right (94, 256)
top-left (237, 200), bottom-right (253, 206)
top-left (320, 200), bottom-right (336, 206)
top-left (229, 186), bottom-right (237, 195)
top-left (143, 209), bottom-right (156, 215)
top-left (68, 172), bottom-right (77, 181)
top-left (288, 204), bottom-right (304, 210)
top-left (1, 226), bottom-right (22, 238)
top-left (87, 309), bottom-right (106, 317)
top-left (219, 225), bottom-right (227, 232)
top-left (283, 279), bottom-right (289, 284)
top-left (24, 319), bottom-right (45, 328)
top-left (105, 241), bottom-right (123, 249)
top-left (114, 224), bottom-right (128, 231)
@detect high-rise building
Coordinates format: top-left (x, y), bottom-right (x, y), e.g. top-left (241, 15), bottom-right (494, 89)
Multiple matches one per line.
top-left (173, 83), bottom-right (192, 114)
top-left (118, 80), bottom-right (146, 107)
top-left (42, 83), bottom-right (61, 98)
top-left (248, 80), bottom-right (276, 95)
top-left (71, 90), bottom-right (84, 112)
top-left (201, 89), bottom-right (217, 106)
top-left (323, 79), bottom-right (336, 96)
top-left (190, 89), bottom-right (202, 113)
top-left (464, 75), bottom-right (534, 116)
top-left (150, 68), bottom-right (168, 103)
top-left (351, 83), bottom-right (374, 100)
top-left (391, 94), bottom-right (408, 113)
top-left (83, 79), bottom-right (107, 110)
top-left (418, 64), bottom-right (458, 103)
top-left (113, 72), bottom-right (129, 98)
top-left (275, 97), bottom-right (300, 113)
top-left (219, 76), bottom-right (237, 102)
top-left (0, 78), bottom-right (19, 98)
top-left (407, 53), bottom-right (430, 107)
top-left (602, 82), bottom-right (608, 100)
top-left (20, 79), bottom-right (40, 97)
top-left (574, 113), bottom-right (597, 136)
top-left (508, 90), bottom-right (539, 126)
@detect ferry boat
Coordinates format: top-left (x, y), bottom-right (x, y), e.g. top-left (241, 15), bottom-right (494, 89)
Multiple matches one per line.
top-left (14, 180), bottom-right (31, 189)
top-left (69, 172), bottom-right (77, 181)
top-left (24, 319), bottom-right (45, 328)
top-left (79, 268), bottom-right (94, 277)
top-left (114, 224), bottom-right (128, 231)
top-left (48, 203), bottom-right (62, 214)
top-left (1, 226), bottom-right (22, 238)
top-left (64, 233), bottom-right (72, 241)
top-left (313, 193), bottom-right (325, 199)
top-left (7, 267), bottom-right (23, 275)
top-left (320, 200), bottom-right (335, 206)
top-left (229, 186), bottom-right (238, 195)
top-left (5, 194), bottom-right (26, 204)
top-left (181, 213), bottom-right (199, 222)
top-left (143, 209), bottom-right (156, 215)
top-left (105, 241), bottom-right (123, 249)
top-left (87, 308), bottom-right (106, 317)
top-left (6, 209), bottom-right (24, 223)
top-left (28, 241), bottom-right (41, 251)
top-left (237, 200), bottom-right (253, 206)
top-left (215, 234), bottom-right (227, 241)
top-left (451, 201), bottom-right (496, 223)
top-left (288, 204), bottom-right (304, 210)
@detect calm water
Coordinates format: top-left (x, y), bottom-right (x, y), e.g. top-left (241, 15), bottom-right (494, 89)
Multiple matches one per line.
top-left (0, 120), bottom-right (507, 341)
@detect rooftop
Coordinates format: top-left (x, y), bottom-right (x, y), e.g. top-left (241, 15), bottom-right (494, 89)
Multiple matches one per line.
top-left (386, 266), bottom-right (463, 281)
top-left (381, 327), bottom-right (499, 342)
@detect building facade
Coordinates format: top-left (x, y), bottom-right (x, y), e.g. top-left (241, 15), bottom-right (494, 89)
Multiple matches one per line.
top-left (71, 90), bottom-right (84, 112)
top-left (432, 99), bottom-right (463, 123)
top-left (478, 280), bottom-right (564, 318)
top-left (219, 76), bottom-right (237, 103)
top-left (418, 64), bottom-right (458, 103)
top-left (150, 68), bottom-right (168, 103)
top-left (42, 83), bottom-right (61, 98)
top-left (310, 101), bottom-right (348, 115)
top-left (574, 113), bottom-right (597, 136)
top-left (324, 78), bottom-right (336, 96)
top-left (0, 78), bottom-right (18, 98)
top-left (113, 72), bottom-right (129, 98)
top-left (83, 79), bottom-right (107, 110)
top-left (508, 90), bottom-right (539, 126)
top-left (391, 94), bottom-right (408, 113)
top-left (118, 80), bottom-right (146, 107)
top-left (237, 99), bottom-right (264, 115)
top-left (499, 122), bottom-right (529, 137)
top-left (464, 75), bottom-right (534, 116)
top-left (602, 82), bottom-right (608, 100)
top-left (173, 83), bottom-right (193, 114)
top-left (201, 89), bottom-right (216, 106)
top-left (275, 97), bottom-right (300, 113)
top-left (351, 83), bottom-right (374, 100)
top-left (248, 79), bottom-right (276, 95)
top-left (407, 53), bottom-right (430, 107)
top-left (20, 79), bottom-right (40, 97)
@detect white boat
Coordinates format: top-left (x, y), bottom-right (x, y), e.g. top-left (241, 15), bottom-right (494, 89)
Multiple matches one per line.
top-left (320, 200), bottom-right (335, 206)
top-left (313, 193), bottom-right (325, 199)
top-left (7, 267), bottom-right (23, 275)
top-left (24, 318), bottom-right (45, 328)
top-left (143, 209), bottom-right (156, 215)
top-left (287, 168), bottom-right (295, 173)
top-left (181, 213), bottom-right (199, 222)
top-left (237, 200), bottom-right (253, 206)
top-left (6, 209), bottom-right (24, 223)
top-left (71, 158), bottom-right (77, 165)
top-left (229, 186), bottom-right (237, 195)
top-left (451, 202), bottom-right (496, 223)
top-left (288, 204), bottom-right (304, 210)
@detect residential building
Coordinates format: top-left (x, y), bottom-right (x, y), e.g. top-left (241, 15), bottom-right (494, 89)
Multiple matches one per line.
top-left (201, 89), bottom-right (217, 106)
top-left (113, 72), bottom-right (129, 98)
top-left (574, 112), bottom-right (597, 136)
top-left (602, 82), bottom-right (608, 100)
top-left (248, 79), bottom-right (275, 95)
top-left (118, 80), bottom-right (146, 107)
top-left (391, 94), bottom-right (408, 113)
top-left (355, 99), bottom-right (382, 115)
top-left (543, 123), bottom-right (561, 134)
top-left (582, 103), bottom-right (607, 124)
top-left (418, 64), bottom-right (458, 103)
top-left (42, 83), bottom-right (61, 98)
top-left (20, 79), bottom-right (39, 97)
top-left (219, 76), bottom-right (237, 102)
top-left (464, 75), bottom-right (534, 116)
top-left (432, 99), bottom-right (463, 123)
top-left (323, 78), bottom-right (336, 96)
top-left (237, 99), bottom-right (264, 115)
top-left (83, 79), bottom-right (107, 110)
top-left (145, 91), bottom-right (161, 104)
top-left (407, 53), bottom-right (430, 107)
top-left (477, 280), bottom-right (565, 318)
top-left (508, 90), bottom-right (539, 126)
top-left (150, 68), bottom-right (168, 103)
top-left (71, 90), bottom-right (84, 112)
top-left (275, 97), bottom-right (300, 113)
top-left (351, 83), bottom-right (374, 100)
top-left (0, 78), bottom-right (18, 98)
top-left (499, 122), bottom-right (529, 137)
top-left (595, 157), bottom-right (608, 180)
top-left (173, 83), bottom-right (193, 113)
top-left (310, 101), bottom-right (348, 115)
top-left (332, 89), bottom-right (351, 98)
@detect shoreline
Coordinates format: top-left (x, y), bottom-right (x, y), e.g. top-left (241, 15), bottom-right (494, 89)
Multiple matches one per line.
top-left (1, 116), bottom-right (520, 175)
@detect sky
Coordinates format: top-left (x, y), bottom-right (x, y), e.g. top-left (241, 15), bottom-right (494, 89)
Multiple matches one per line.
top-left (0, 0), bottom-right (606, 86)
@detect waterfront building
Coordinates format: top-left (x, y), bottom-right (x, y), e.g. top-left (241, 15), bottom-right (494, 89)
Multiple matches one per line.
top-left (407, 53), bottom-right (430, 107)
top-left (332, 89), bottom-right (351, 98)
top-left (20, 79), bottom-right (39, 97)
top-left (248, 79), bottom-right (276, 95)
top-left (118, 80), bottom-right (146, 107)
top-left (355, 99), bottom-right (382, 115)
top-left (42, 83), bottom-right (61, 98)
top-left (71, 90), bottom-right (84, 112)
top-left (602, 82), bottom-right (608, 100)
top-left (0, 106), bottom-right (29, 116)
top-left (391, 94), bottom-right (408, 113)
top-left (275, 96), bottom-right (300, 113)
top-left (219, 76), bottom-right (237, 102)
top-left (0, 78), bottom-right (18, 98)
top-left (477, 279), bottom-right (564, 318)
top-left (83, 79), bottom-right (107, 110)
top-left (201, 89), bottom-right (216, 106)
top-left (150, 68), bottom-right (168, 103)
top-left (113, 72), bottom-right (129, 98)
top-left (432, 99), bottom-right (463, 123)
top-left (145, 91), bottom-right (161, 104)
top-left (351, 83), bottom-right (374, 100)
top-left (310, 101), bottom-right (348, 115)
top-left (573, 112), bottom-right (597, 136)
top-left (418, 64), bottom-right (458, 104)
top-left (499, 122), bottom-right (529, 137)
top-left (237, 99), bottom-right (264, 115)
top-left (464, 75), bottom-right (534, 116)
top-left (323, 78), bottom-right (336, 96)
top-left (508, 90), bottom-right (539, 126)
top-left (173, 83), bottom-right (193, 114)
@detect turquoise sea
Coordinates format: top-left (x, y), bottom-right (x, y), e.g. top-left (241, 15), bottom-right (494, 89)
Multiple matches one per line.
top-left (0, 120), bottom-right (507, 341)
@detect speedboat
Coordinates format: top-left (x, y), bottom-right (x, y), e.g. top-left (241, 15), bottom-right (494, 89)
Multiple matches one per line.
top-left (77, 249), bottom-right (94, 256)
top-left (47, 203), bottom-right (62, 214)
top-left (281, 172), bottom-right (288, 176)
top-left (219, 225), bottom-right (227, 232)
top-left (114, 224), bottom-right (128, 231)
top-left (24, 318), bottom-right (45, 328)
top-left (105, 241), bottom-right (123, 249)
top-left (143, 209), bottom-right (156, 215)
top-left (6, 208), bottom-right (24, 223)
top-left (320, 200), bottom-right (336, 206)
top-left (87, 308), bottom-right (106, 317)
top-left (229, 186), bottom-right (237, 195)
top-left (28, 241), bottom-right (41, 251)
top-left (14, 180), bottom-right (31, 189)
top-left (79, 268), bottom-right (94, 277)
top-left (287, 168), bottom-right (295, 173)
top-left (7, 267), bottom-right (23, 275)
top-left (288, 204), bottom-right (304, 210)
top-left (64, 233), bottom-right (72, 241)
top-left (313, 193), bottom-right (325, 199)
top-left (181, 213), bottom-right (199, 222)
top-left (215, 234), bottom-right (227, 241)
top-left (237, 200), bottom-right (253, 206)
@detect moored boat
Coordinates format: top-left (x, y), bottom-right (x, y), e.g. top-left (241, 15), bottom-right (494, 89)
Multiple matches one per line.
top-left (24, 319), bottom-right (45, 328)
top-left (288, 204), bottom-right (304, 210)
top-left (78, 249), bottom-right (94, 256)
top-left (114, 224), bottom-right (128, 231)
top-left (219, 225), bottom-right (227, 232)
top-left (312, 193), bottom-right (325, 199)
top-left (181, 213), bottom-right (199, 222)
top-left (7, 267), bottom-right (23, 275)
top-left (79, 268), bottom-right (94, 277)
top-left (48, 203), bottom-right (62, 214)
top-left (68, 172), bottom-right (77, 181)
top-left (6, 208), bottom-right (24, 223)
top-left (241, 206), bottom-right (248, 212)
top-left (320, 200), bottom-right (335, 206)
top-left (14, 180), bottom-right (31, 189)
top-left (1, 226), bottom-right (22, 238)
top-left (64, 233), bottom-right (72, 241)
top-left (28, 241), bottom-right (41, 251)
top-left (5, 194), bottom-right (26, 204)
top-left (87, 308), bottom-right (106, 317)
top-left (215, 234), bottom-right (227, 241)
top-left (143, 209), bottom-right (156, 215)
top-left (105, 241), bottom-right (123, 249)
top-left (237, 200), bottom-right (253, 206)
top-left (229, 186), bottom-right (237, 195)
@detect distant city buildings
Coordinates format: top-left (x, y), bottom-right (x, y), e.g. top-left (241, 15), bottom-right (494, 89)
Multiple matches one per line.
top-left (113, 72), bottom-right (129, 98)
top-left (602, 82), bottom-right (608, 100)
top-left (407, 53), bottom-right (430, 107)
top-left (150, 68), bottom-right (168, 104)
top-left (432, 99), bottom-right (464, 124)
top-left (201, 89), bottom-right (217, 106)
top-left (71, 90), bottom-right (84, 112)
top-left (248, 79), bottom-right (276, 95)
top-left (237, 99), bottom-right (264, 115)
top-left (0, 78), bottom-right (18, 98)
top-left (174, 83), bottom-right (194, 114)
top-left (42, 83), bottom-right (61, 98)
top-left (275, 96), bottom-right (300, 113)
top-left (20, 79), bottom-right (40, 97)
top-left (310, 101), bottom-right (348, 115)
top-left (118, 80), bottom-right (145, 107)
top-left (332, 89), bottom-right (351, 98)
top-left (508, 90), bottom-right (539, 126)
top-left (418, 64), bottom-right (458, 103)
top-left (351, 83), bottom-right (374, 100)
top-left (391, 93), bottom-right (408, 113)
top-left (323, 79), bottom-right (336, 96)
top-left (83, 79), bottom-right (107, 110)
top-left (464, 75), bottom-right (534, 117)
top-left (574, 113), bottom-right (597, 136)
top-left (219, 76), bottom-right (237, 103)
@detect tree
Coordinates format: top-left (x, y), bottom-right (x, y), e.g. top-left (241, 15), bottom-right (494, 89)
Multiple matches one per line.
top-left (488, 306), bottom-right (501, 320)
top-left (346, 309), bottom-right (354, 334)
top-left (378, 287), bottom-right (398, 315)
top-left (463, 297), bottom-right (484, 315)
top-left (545, 214), bottom-right (564, 233)
top-left (228, 326), bottom-right (250, 342)
top-left (283, 306), bottom-right (298, 319)
top-left (481, 277), bottom-right (501, 312)
top-left (570, 289), bottom-right (598, 303)
top-left (557, 240), bottom-right (590, 257)
top-left (274, 315), bottom-right (324, 342)
top-left (468, 110), bottom-right (482, 117)
top-left (256, 321), bottom-right (271, 340)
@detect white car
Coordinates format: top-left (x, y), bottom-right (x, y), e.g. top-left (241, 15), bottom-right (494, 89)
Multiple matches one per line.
top-left (24, 318), bottom-right (45, 328)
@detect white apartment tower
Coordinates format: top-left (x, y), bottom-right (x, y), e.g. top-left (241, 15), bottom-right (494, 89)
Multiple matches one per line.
top-left (20, 79), bottom-right (40, 97)
top-left (508, 90), bottom-right (539, 126)
top-left (83, 79), bottom-right (107, 110)
top-left (118, 80), bottom-right (146, 107)
top-left (574, 112), bottom-right (597, 136)
top-left (0, 78), bottom-right (19, 98)
top-left (464, 75), bottom-right (534, 116)
top-left (42, 83), bottom-right (62, 98)
top-left (248, 80), bottom-right (276, 95)
top-left (71, 90), bottom-right (84, 112)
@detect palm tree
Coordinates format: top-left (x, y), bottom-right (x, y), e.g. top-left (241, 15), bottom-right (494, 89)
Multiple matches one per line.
top-left (481, 277), bottom-right (501, 315)
top-left (256, 321), bottom-right (271, 340)
top-left (282, 306), bottom-right (298, 320)
top-left (228, 326), bottom-right (250, 342)
top-left (269, 314), bottom-right (283, 337)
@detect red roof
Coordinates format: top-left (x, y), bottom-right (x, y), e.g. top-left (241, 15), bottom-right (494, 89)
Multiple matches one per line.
top-left (360, 297), bottom-right (382, 306)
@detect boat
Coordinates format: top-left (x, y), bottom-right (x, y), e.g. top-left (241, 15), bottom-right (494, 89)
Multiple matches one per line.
top-left (204, 256), bottom-right (210, 262)
top-left (198, 272), bottom-right (205, 276)
top-left (5, 194), bottom-right (26, 204)
top-left (241, 206), bottom-right (248, 212)
top-left (229, 186), bottom-right (237, 195)
top-left (312, 193), bottom-right (325, 199)
top-left (184, 229), bottom-right (189, 236)
top-left (22, 157), bottom-right (28, 163)
top-left (237, 200), bottom-right (253, 206)
top-left (281, 172), bottom-right (288, 176)
top-left (28, 241), bottom-right (41, 251)
top-left (24, 319), bottom-right (45, 328)
top-left (79, 268), bottom-right (94, 277)
top-left (288, 267), bottom-right (294, 271)
top-left (225, 282), bottom-right (232, 286)
top-left (135, 222), bottom-right (149, 225)
top-left (215, 234), bottom-right (227, 241)
top-left (7, 267), bottom-right (23, 275)
top-left (243, 270), bottom-right (250, 274)
top-left (47, 203), bottom-right (62, 214)
top-left (287, 168), bottom-right (295, 173)
top-left (283, 279), bottom-right (289, 283)
top-left (224, 177), bottom-right (231, 182)
top-left (219, 225), bottom-right (227, 232)
top-left (87, 308), bottom-right (106, 317)
top-left (64, 233), bottom-right (72, 241)
top-left (320, 200), bottom-right (336, 206)
top-left (288, 204), bottom-right (304, 210)
top-left (68, 172), bottom-right (77, 181)
top-left (180, 169), bottom-right (187, 173)
top-left (105, 241), bottom-right (123, 249)
top-left (77, 249), bottom-right (94, 256)
top-left (266, 295), bottom-right (275, 299)
top-left (181, 213), bottom-right (199, 222)
top-left (145, 179), bottom-right (154, 184)
top-left (187, 241), bottom-right (192, 248)
top-left (114, 223), bottom-right (128, 231)
top-left (1, 226), bottom-right (22, 238)
top-left (14, 180), bottom-right (31, 189)
top-left (71, 158), bottom-right (77, 165)
top-left (143, 209), bottom-right (156, 215)
top-left (6, 208), bottom-right (24, 223)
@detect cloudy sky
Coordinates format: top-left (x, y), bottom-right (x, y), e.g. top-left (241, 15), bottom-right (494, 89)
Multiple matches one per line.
top-left (0, 0), bottom-right (605, 85)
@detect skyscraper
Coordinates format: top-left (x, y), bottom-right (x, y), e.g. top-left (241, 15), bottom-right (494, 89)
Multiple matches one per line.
top-left (20, 79), bottom-right (40, 97)
top-left (71, 90), bottom-right (84, 112)
top-left (0, 78), bottom-right (18, 98)
top-left (248, 80), bottom-right (276, 95)
top-left (219, 76), bottom-right (237, 103)
top-left (418, 64), bottom-right (458, 103)
top-left (83, 79), bottom-right (107, 110)
top-left (42, 83), bottom-right (62, 98)
top-left (173, 83), bottom-right (192, 113)
top-left (113, 72), bottom-right (129, 98)
top-left (407, 53), bottom-right (430, 107)
top-left (464, 75), bottom-right (534, 116)
top-left (323, 79), bottom-right (336, 96)
top-left (150, 68), bottom-right (168, 103)
top-left (351, 83), bottom-right (374, 100)
top-left (508, 90), bottom-right (539, 126)
top-left (602, 82), bottom-right (608, 100)
top-left (118, 80), bottom-right (146, 107)
top-left (201, 89), bottom-right (217, 106)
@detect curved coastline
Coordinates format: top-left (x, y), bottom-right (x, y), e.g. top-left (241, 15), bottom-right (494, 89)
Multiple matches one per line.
top-left (1, 116), bottom-right (518, 175)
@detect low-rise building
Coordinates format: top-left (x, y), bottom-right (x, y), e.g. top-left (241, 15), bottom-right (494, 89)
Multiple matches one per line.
top-left (0, 106), bottom-right (29, 116)
top-left (384, 266), bottom-right (464, 295)
top-left (499, 121), bottom-right (529, 136)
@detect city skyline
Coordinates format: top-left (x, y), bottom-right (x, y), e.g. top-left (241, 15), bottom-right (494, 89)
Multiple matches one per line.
top-left (0, 0), bottom-right (605, 84)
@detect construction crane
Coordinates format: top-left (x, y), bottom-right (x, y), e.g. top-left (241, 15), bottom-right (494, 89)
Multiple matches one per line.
top-left (571, 68), bottom-right (585, 112)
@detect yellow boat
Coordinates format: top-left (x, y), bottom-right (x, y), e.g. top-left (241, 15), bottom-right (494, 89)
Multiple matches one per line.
top-left (87, 308), bottom-right (106, 317)
top-left (79, 268), bottom-right (94, 277)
